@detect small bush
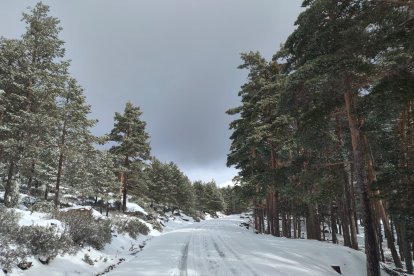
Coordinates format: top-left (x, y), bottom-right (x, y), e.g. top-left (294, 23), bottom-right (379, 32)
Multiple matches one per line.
top-left (16, 225), bottom-right (74, 260)
top-left (0, 208), bottom-right (77, 272)
top-left (82, 253), bottom-right (94, 266)
top-left (54, 208), bottom-right (111, 250)
top-left (0, 207), bottom-right (20, 235)
top-left (112, 217), bottom-right (150, 239)
top-left (0, 238), bottom-right (28, 273)
top-left (29, 200), bottom-right (55, 213)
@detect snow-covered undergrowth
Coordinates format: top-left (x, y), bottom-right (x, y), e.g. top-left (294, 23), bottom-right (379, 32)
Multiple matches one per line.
top-left (0, 194), bottom-right (201, 276)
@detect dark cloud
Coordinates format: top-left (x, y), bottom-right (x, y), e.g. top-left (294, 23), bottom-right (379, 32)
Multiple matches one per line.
top-left (0, 0), bottom-right (303, 184)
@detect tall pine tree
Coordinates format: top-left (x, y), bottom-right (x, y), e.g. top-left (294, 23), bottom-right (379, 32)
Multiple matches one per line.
top-left (108, 102), bottom-right (150, 212)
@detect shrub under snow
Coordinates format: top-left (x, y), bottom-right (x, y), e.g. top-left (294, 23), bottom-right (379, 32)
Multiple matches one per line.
top-left (112, 216), bottom-right (150, 239)
top-left (53, 208), bottom-right (112, 250)
top-left (0, 206), bottom-right (76, 271)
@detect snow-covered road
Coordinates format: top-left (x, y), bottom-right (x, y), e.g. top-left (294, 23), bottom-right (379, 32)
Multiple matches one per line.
top-left (107, 215), bottom-right (368, 276)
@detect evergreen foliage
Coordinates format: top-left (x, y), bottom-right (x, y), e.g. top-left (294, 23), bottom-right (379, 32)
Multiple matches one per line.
top-left (108, 102), bottom-right (151, 212)
top-left (227, 1), bottom-right (414, 274)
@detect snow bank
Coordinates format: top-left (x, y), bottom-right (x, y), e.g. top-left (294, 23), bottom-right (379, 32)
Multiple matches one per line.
top-left (60, 205), bottom-right (107, 220)
top-left (126, 202), bottom-right (148, 215)
top-left (14, 209), bottom-right (63, 230)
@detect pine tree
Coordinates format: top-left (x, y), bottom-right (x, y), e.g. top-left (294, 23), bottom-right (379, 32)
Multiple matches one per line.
top-left (54, 78), bottom-right (96, 206)
top-left (90, 150), bottom-right (119, 215)
top-left (0, 3), bottom-right (68, 206)
top-left (108, 102), bottom-right (150, 212)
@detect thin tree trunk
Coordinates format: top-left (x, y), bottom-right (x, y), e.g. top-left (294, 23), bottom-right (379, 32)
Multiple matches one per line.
top-left (344, 89), bottom-right (380, 276)
top-left (390, 217), bottom-right (396, 243)
top-left (121, 154), bottom-right (129, 213)
top-left (307, 204), bottom-right (319, 240)
top-left (334, 112), bottom-right (358, 249)
top-left (338, 218), bottom-right (343, 235)
top-left (44, 184), bottom-right (48, 200)
top-left (267, 190), bottom-right (271, 234)
top-left (339, 198), bottom-right (352, 247)
top-left (399, 222), bottom-right (413, 274)
top-left (122, 176), bottom-right (127, 213)
top-left (376, 199), bottom-right (403, 268)
top-left (27, 161), bottom-right (35, 195)
top-left (322, 218), bottom-right (326, 241)
top-left (273, 191), bottom-right (280, 236)
top-left (331, 203), bottom-right (338, 244)
top-left (4, 160), bottom-right (17, 207)
top-left (253, 199), bottom-right (259, 232)
top-left (55, 148), bottom-right (65, 207)
top-left (287, 212), bottom-right (292, 238)
top-left (261, 207), bottom-right (265, 234)
top-left (269, 191), bottom-right (274, 235)
top-left (106, 199), bottom-right (109, 217)
top-left (378, 222), bottom-right (385, 263)
top-left (364, 133), bottom-right (403, 268)
top-left (293, 215), bottom-right (297, 239)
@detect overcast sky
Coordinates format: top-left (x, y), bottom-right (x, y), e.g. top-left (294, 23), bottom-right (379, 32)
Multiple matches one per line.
top-left (0, 1), bottom-right (303, 187)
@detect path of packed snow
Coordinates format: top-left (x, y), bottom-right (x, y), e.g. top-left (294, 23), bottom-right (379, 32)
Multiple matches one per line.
top-left (107, 215), bottom-right (370, 276)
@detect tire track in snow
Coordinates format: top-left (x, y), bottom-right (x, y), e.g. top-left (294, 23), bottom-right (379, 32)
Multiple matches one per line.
top-left (179, 239), bottom-right (190, 276)
top-left (212, 241), bottom-right (225, 258)
top-left (215, 234), bottom-right (259, 276)
top-left (211, 239), bottom-right (238, 275)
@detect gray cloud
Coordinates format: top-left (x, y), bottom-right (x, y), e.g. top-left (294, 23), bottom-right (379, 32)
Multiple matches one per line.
top-left (0, 0), bottom-right (303, 184)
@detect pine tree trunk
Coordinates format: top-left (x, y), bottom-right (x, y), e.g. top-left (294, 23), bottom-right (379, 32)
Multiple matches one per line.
top-left (269, 191), bottom-right (274, 235)
top-left (344, 89), bottom-right (380, 276)
top-left (376, 199), bottom-right (403, 268)
top-left (288, 212), bottom-right (292, 238)
top-left (338, 218), bottom-right (343, 235)
top-left (390, 217), bottom-right (396, 243)
top-left (4, 160), bottom-right (18, 207)
top-left (396, 223), bottom-right (405, 261)
top-left (293, 215), bottom-right (297, 239)
top-left (331, 203), bottom-right (338, 244)
top-left (339, 198), bottom-right (352, 247)
top-left (364, 133), bottom-right (403, 268)
top-left (122, 177), bottom-right (127, 213)
top-left (378, 222), bottom-right (385, 263)
top-left (260, 207), bottom-right (265, 234)
top-left (273, 191), bottom-right (280, 236)
top-left (44, 184), bottom-right (48, 200)
top-left (345, 176), bottom-right (359, 250)
top-left (55, 150), bottom-right (65, 207)
top-left (253, 198), bottom-right (259, 232)
top-left (334, 113), bottom-right (358, 249)
top-left (121, 154), bottom-right (129, 213)
top-left (270, 146), bottom-right (280, 236)
top-left (322, 218), bottom-right (326, 241)
top-left (399, 222), bottom-right (413, 274)
top-left (307, 204), bottom-right (319, 240)
top-left (27, 161), bottom-right (35, 195)
top-left (106, 199), bottom-right (109, 217)
top-left (266, 191), bottom-right (271, 234)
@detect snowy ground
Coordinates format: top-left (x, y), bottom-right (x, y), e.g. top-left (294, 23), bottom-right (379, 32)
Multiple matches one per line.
top-left (6, 203), bottom-right (161, 276)
top-left (106, 215), bottom-right (371, 276)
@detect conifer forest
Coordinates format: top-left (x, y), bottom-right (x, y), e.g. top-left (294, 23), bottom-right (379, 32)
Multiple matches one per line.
top-left (0, 1), bottom-right (413, 276)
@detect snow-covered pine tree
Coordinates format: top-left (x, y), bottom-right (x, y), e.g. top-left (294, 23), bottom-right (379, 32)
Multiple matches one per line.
top-left (90, 150), bottom-right (119, 215)
top-left (0, 3), bottom-right (69, 206)
top-left (54, 78), bottom-right (96, 206)
top-left (108, 102), bottom-right (150, 212)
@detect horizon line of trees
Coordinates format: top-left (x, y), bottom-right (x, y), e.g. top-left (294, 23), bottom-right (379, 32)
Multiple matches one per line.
top-left (227, 1), bottom-right (413, 275)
